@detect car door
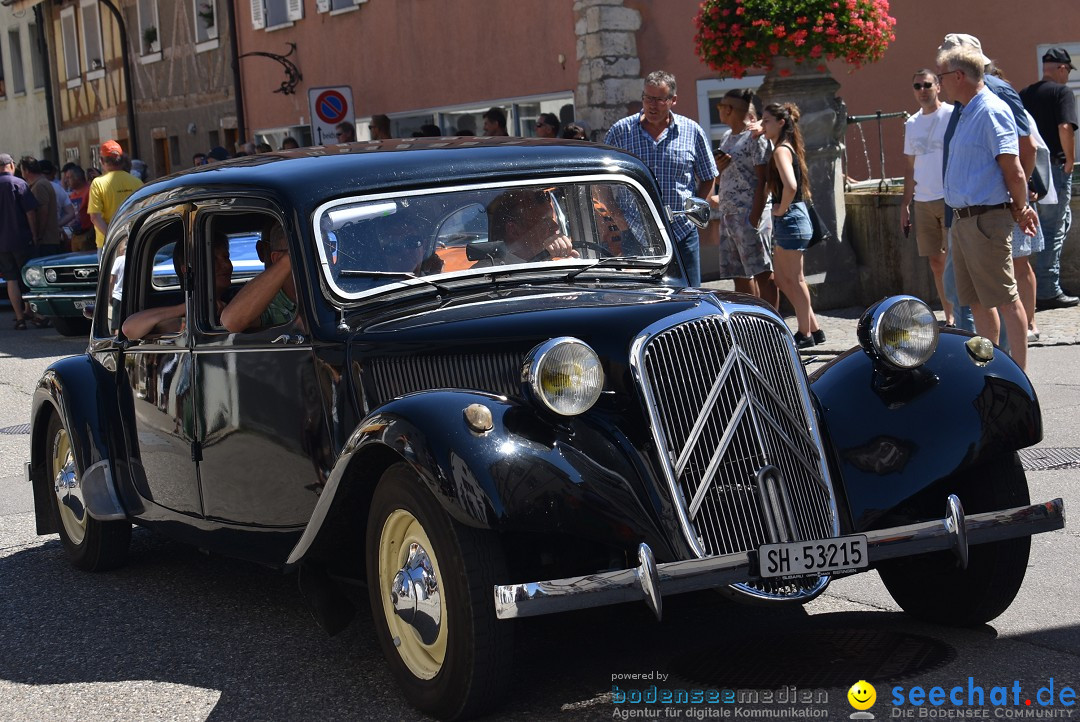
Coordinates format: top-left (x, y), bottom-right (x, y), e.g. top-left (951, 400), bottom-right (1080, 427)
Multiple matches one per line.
top-left (116, 206), bottom-right (202, 517)
top-left (188, 204), bottom-right (327, 535)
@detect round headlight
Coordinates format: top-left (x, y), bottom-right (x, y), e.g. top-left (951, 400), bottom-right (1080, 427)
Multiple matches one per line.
top-left (44, 268), bottom-right (58, 283)
top-left (23, 266), bottom-right (44, 286)
top-left (863, 296), bottom-right (939, 369)
top-left (523, 337), bottom-right (604, 416)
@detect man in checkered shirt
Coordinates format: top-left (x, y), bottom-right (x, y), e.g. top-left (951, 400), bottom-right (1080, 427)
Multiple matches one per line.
top-left (605, 70), bottom-right (718, 287)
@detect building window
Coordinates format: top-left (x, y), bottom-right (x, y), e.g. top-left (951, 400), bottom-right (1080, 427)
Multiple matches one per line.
top-left (79, 0), bottom-right (105, 80)
top-left (138, 0), bottom-right (161, 55)
top-left (194, 0), bottom-right (218, 44)
top-left (8, 29), bottom-right (25, 95)
top-left (28, 24), bottom-right (46, 90)
top-left (318, 0), bottom-right (366, 14)
top-left (61, 7), bottom-right (82, 87)
top-left (0, 36), bottom-right (6, 99)
top-left (263, 0), bottom-right (301, 29)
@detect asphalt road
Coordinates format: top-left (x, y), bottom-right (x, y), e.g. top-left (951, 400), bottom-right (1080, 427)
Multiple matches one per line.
top-left (1, 323), bottom-right (1077, 722)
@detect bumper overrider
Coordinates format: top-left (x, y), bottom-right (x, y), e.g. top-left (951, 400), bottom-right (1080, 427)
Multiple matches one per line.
top-left (493, 495), bottom-right (1065, 621)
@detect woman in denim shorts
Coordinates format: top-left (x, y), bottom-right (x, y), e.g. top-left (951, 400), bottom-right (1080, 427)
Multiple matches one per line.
top-left (762, 102), bottom-right (823, 349)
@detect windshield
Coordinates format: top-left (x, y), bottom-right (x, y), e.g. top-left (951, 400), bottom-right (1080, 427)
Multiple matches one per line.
top-left (314, 177), bottom-right (669, 299)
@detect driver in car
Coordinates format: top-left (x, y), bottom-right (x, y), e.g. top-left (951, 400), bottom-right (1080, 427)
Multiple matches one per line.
top-left (480, 189), bottom-right (580, 265)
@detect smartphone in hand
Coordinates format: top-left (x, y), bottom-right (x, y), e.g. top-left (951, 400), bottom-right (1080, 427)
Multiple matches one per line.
top-left (903, 222), bottom-right (911, 238)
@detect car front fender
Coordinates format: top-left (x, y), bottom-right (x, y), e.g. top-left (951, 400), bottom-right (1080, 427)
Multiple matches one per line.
top-left (30, 355), bottom-right (131, 534)
top-left (810, 331), bottom-right (1041, 531)
top-left (286, 390), bottom-right (671, 566)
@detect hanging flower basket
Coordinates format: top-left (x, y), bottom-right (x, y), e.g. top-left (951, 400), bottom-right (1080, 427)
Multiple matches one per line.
top-left (694, 0), bottom-right (896, 79)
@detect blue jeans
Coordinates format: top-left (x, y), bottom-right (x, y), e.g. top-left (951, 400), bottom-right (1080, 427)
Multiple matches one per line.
top-left (1034, 163), bottom-right (1073, 299)
top-left (943, 226), bottom-right (975, 332)
top-left (676, 229), bottom-right (701, 287)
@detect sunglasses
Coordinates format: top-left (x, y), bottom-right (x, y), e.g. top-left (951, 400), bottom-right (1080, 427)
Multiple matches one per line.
top-left (913, 82), bottom-right (935, 90)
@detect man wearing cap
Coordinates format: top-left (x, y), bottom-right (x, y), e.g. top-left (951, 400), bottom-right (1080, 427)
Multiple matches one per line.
top-left (0, 152), bottom-right (40, 330)
top-left (88, 140), bottom-right (143, 250)
top-left (937, 43), bottom-right (1038, 370)
top-left (1021, 47), bottom-right (1079, 310)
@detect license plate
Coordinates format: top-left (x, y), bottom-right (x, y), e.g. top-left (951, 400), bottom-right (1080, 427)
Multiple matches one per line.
top-left (73, 300), bottom-right (94, 309)
top-left (758, 535), bottom-right (868, 578)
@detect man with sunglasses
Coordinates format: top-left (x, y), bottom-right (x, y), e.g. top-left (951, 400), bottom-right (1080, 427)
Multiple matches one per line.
top-left (604, 70), bottom-right (717, 287)
top-left (901, 70), bottom-right (955, 326)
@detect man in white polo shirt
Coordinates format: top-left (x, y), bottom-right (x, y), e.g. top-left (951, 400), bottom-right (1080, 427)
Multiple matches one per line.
top-left (901, 68), bottom-right (955, 325)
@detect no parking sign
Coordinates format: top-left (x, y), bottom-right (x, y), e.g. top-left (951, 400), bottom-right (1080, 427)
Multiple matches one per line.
top-left (308, 85), bottom-right (355, 145)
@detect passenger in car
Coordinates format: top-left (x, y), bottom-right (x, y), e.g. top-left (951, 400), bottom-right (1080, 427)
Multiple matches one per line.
top-left (478, 189), bottom-right (579, 266)
top-left (220, 223), bottom-right (297, 332)
top-left (122, 236), bottom-right (234, 339)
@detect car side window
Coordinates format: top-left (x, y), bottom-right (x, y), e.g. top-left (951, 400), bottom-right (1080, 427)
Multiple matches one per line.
top-left (119, 219), bottom-right (187, 342)
top-left (210, 214), bottom-right (302, 335)
top-left (192, 212), bottom-right (266, 331)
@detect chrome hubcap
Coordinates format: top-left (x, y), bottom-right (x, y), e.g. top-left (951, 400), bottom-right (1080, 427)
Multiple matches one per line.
top-left (378, 509), bottom-right (448, 680)
top-left (51, 426), bottom-right (86, 545)
top-left (390, 542), bottom-right (442, 645)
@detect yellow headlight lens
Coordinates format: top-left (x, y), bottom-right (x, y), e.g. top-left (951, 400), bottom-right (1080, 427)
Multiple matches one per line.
top-left (525, 338), bottom-right (604, 415)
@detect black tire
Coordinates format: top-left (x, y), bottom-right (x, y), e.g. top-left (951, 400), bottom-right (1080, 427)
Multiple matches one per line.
top-left (366, 463), bottom-right (513, 720)
top-left (46, 413), bottom-right (131, 571)
top-left (877, 452), bottom-right (1030, 626)
top-left (51, 316), bottom-right (91, 337)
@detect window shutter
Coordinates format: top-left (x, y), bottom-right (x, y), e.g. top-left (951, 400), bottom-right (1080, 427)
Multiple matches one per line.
top-left (286, 0), bottom-right (303, 21)
top-left (250, 0), bottom-right (264, 29)
top-left (316, 0), bottom-right (328, 13)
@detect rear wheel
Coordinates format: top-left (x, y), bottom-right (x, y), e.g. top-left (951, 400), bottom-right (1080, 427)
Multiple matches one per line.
top-left (51, 316), bottom-right (91, 337)
top-left (47, 414), bottom-right (131, 571)
top-left (366, 463), bottom-right (512, 720)
top-left (877, 452), bottom-right (1030, 626)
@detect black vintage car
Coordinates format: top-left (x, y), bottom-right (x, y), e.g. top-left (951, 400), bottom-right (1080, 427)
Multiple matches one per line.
top-left (27, 139), bottom-right (1064, 720)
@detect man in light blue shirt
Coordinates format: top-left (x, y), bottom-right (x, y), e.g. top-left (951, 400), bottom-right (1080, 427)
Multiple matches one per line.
top-left (938, 45), bottom-right (1038, 370)
top-left (605, 70), bottom-right (717, 287)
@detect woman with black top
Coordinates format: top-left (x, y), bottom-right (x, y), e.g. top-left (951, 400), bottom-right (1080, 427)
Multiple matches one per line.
top-left (762, 102), bottom-right (823, 349)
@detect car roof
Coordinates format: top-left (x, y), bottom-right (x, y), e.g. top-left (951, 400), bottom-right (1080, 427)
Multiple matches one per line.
top-left (122, 138), bottom-right (658, 217)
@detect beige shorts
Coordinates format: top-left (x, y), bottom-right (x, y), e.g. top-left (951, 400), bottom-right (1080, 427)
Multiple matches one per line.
top-left (913, 199), bottom-right (947, 256)
top-left (951, 208), bottom-right (1018, 308)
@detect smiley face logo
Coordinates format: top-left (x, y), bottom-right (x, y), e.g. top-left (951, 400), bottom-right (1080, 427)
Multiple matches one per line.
top-left (848, 680), bottom-right (877, 710)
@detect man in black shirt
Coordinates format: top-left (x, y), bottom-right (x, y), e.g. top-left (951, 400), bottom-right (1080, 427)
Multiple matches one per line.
top-left (1021, 47), bottom-right (1079, 309)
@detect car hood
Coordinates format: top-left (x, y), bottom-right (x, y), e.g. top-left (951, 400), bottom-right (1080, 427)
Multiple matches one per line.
top-left (351, 284), bottom-right (776, 403)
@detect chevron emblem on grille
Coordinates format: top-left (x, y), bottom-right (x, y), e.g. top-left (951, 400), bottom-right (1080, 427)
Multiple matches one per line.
top-left (676, 343), bottom-right (824, 521)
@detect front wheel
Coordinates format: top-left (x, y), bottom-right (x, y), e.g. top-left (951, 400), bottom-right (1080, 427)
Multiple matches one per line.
top-left (877, 452), bottom-right (1031, 626)
top-left (366, 463), bottom-right (512, 720)
top-left (46, 413), bottom-right (131, 571)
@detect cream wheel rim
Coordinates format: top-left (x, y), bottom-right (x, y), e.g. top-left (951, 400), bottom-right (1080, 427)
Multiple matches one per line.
top-left (378, 508), bottom-right (448, 680)
top-left (51, 426), bottom-right (86, 545)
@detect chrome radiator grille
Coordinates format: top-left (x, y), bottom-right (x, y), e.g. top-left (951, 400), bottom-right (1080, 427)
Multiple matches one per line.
top-left (640, 313), bottom-right (835, 560)
top-left (367, 353), bottom-right (521, 404)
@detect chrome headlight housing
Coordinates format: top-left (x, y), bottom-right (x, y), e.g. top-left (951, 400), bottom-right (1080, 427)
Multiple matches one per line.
top-left (23, 266), bottom-right (45, 287)
top-left (523, 337), bottom-right (604, 416)
top-left (859, 296), bottom-right (939, 369)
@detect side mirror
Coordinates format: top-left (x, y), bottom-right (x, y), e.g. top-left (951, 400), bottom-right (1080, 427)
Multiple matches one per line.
top-left (672, 196), bottom-right (711, 229)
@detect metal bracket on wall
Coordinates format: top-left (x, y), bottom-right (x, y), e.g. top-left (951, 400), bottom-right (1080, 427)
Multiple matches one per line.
top-left (238, 42), bottom-right (302, 95)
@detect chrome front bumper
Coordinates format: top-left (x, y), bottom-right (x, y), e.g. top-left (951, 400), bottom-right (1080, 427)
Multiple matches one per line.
top-left (493, 495), bottom-right (1065, 621)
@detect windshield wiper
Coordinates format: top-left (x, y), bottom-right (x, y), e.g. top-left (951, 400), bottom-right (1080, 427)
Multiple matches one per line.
top-left (338, 269), bottom-right (450, 295)
top-left (565, 256), bottom-right (666, 282)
